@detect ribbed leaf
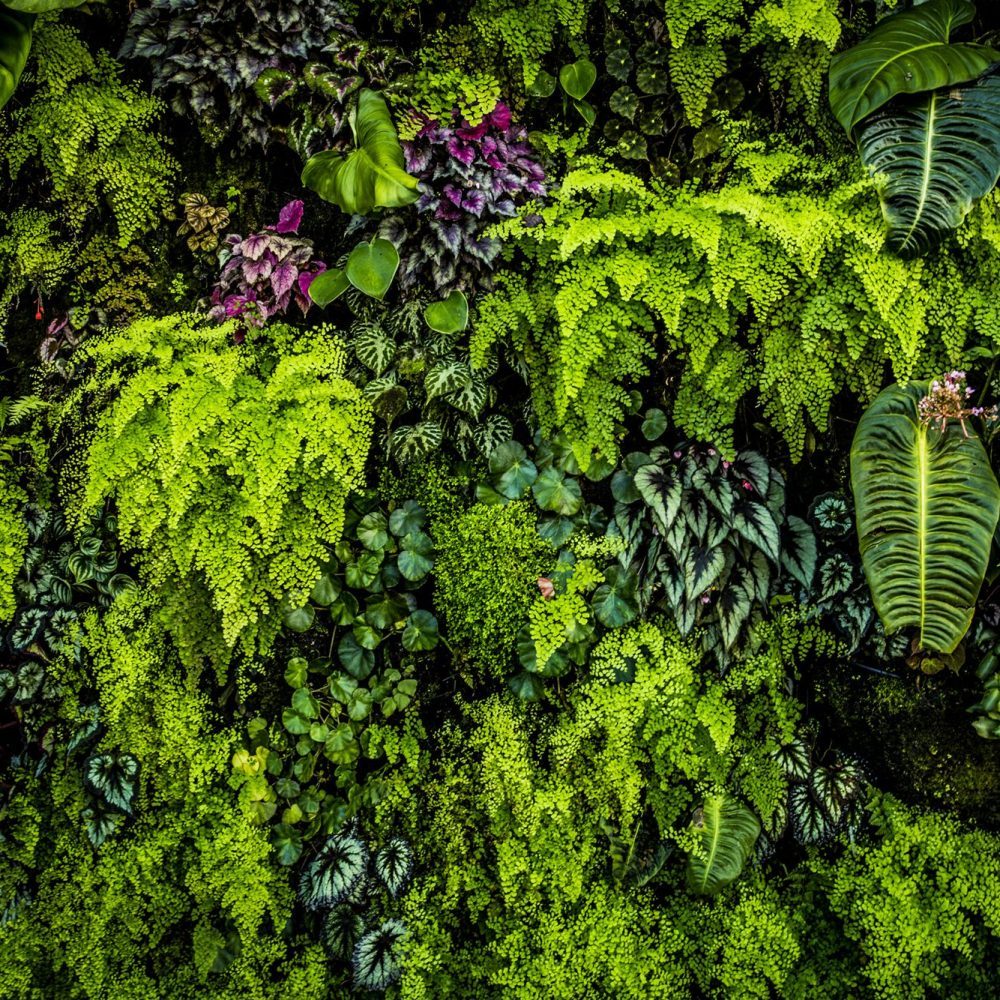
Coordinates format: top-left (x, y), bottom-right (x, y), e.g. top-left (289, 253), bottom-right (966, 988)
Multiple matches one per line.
top-left (851, 381), bottom-right (1000, 653)
top-left (781, 515), bottom-right (817, 590)
top-left (352, 919), bottom-right (404, 991)
top-left (829, 0), bottom-right (997, 134)
top-left (634, 463), bottom-right (682, 532)
top-left (374, 837), bottom-right (414, 896)
top-left (301, 89), bottom-right (419, 215)
top-left (686, 794), bottom-right (760, 896)
top-left (298, 833), bottom-right (369, 909)
top-left (860, 72), bottom-right (1000, 256)
top-left (0, 10), bottom-right (34, 111)
top-left (790, 784), bottom-right (830, 845)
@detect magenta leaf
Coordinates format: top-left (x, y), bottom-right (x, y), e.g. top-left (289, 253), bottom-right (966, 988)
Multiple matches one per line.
top-left (274, 199), bottom-right (305, 235)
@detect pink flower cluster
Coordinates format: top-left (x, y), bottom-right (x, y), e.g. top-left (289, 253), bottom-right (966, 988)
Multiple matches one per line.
top-left (208, 200), bottom-right (326, 337)
top-left (918, 371), bottom-right (998, 436)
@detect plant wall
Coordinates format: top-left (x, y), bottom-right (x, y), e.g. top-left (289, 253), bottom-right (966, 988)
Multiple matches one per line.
top-left (3, 1), bottom-right (1000, 997)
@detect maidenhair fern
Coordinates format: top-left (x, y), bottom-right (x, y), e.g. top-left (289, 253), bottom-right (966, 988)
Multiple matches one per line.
top-left (475, 148), bottom-right (1000, 466)
top-left (68, 314), bottom-right (373, 657)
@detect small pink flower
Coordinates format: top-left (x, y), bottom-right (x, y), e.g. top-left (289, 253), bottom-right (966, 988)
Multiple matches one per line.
top-left (700, 594), bottom-right (711, 605)
top-left (673, 451), bottom-right (682, 460)
top-left (741, 480), bottom-right (753, 491)
top-left (537, 577), bottom-right (555, 600)
top-left (707, 448), bottom-right (716, 456)
top-left (722, 460), bottom-right (731, 470)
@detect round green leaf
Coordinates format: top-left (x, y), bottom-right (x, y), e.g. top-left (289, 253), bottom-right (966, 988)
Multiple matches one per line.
top-left (272, 824), bottom-right (303, 865)
top-left (282, 708), bottom-right (312, 735)
top-left (423, 290), bottom-right (468, 334)
top-left (338, 633), bottom-right (376, 679)
top-left (490, 440), bottom-right (538, 499)
top-left (311, 574), bottom-right (340, 606)
top-left (402, 610), bottom-right (439, 652)
top-left (532, 467), bottom-right (583, 515)
top-left (308, 268), bottom-right (349, 306)
top-left (641, 408), bottom-right (668, 440)
top-left (291, 687), bottom-right (320, 720)
top-left (609, 86), bottom-right (638, 120)
top-left (389, 500), bottom-right (426, 537)
top-left (398, 531), bottom-right (434, 581)
top-left (357, 511), bottom-right (390, 551)
top-left (348, 688), bottom-right (373, 722)
top-left (283, 605), bottom-right (315, 633)
top-left (284, 657), bottom-right (309, 688)
top-left (324, 723), bottom-right (360, 764)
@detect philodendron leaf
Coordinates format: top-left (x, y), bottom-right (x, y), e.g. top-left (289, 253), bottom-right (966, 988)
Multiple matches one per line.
top-left (309, 268), bottom-right (350, 306)
top-left (828, 0), bottom-right (999, 134)
top-left (857, 74), bottom-right (1000, 257)
top-left (301, 89), bottom-right (419, 215)
top-left (559, 58), bottom-right (597, 100)
top-left (686, 794), bottom-right (760, 896)
top-left (423, 290), bottom-right (468, 334)
top-left (0, 10), bottom-right (34, 111)
top-left (346, 239), bottom-right (399, 299)
top-left (851, 381), bottom-right (1000, 653)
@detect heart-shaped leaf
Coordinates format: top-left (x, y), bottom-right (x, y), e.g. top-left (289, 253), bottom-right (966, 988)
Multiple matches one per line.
top-left (346, 239), bottom-right (399, 300)
top-left (301, 89), bottom-right (419, 215)
top-left (559, 58), bottom-right (597, 100)
top-left (851, 380), bottom-right (1000, 653)
top-left (309, 268), bottom-right (350, 306)
top-left (423, 290), bottom-right (468, 334)
top-left (828, 0), bottom-right (999, 134)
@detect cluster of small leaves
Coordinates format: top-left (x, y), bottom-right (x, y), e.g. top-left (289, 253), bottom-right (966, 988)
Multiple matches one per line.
top-left (379, 102), bottom-right (547, 295)
top-left (175, 193), bottom-right (230, 254)
top-left (478, 433), bottom-right (640, 697)
top-left (7, 505), bottom-right (134, 661)
top-left (5, 22), bottom-right (178, 248)
top-left (39, 306), bottom-right (107, 375)
top-left (71, 314), bottom-right (373, 656)
top-left (297, 827), bottom-right (410, 988)
top-left (255, 39), bottom-right (403, 159)
top-left (475, 153), bottom-right (1000, 466)
top-left (207, 200), bottom-right (326, 334)
top-left (342, 296), bottom-right (513, 464)
top-left (120, 0), bottom-right (356, 148)
top-left (793, 490), bottom-right (908, 662)
top-left (766, 731), bottom-right (867, 848)
top-left (608, 421), bottom-right (810, 668)
top-left (231, 496), bottom-right (434, 857)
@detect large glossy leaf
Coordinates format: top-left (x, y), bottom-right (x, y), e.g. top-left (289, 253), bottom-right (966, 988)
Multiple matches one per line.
top-left (0, 10), bottom-right (34, 111)
top-left (301, 89), bottom-right (419, 215)
top-left (5, 0), bottom-right (91, 10)
top-left (857, 73), bottom-right (1000, 257)
top-left (828, 0), bottom-right (998, 134)
top-left (851, 381), bottom-right (1000, 653)
top-left (686, 794), bottom-right (760, 896)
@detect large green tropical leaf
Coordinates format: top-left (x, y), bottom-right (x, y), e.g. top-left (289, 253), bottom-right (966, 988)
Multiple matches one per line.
top-left (0, 9), bottom-right (34, 111)
top-left (857, 73), bottom-right (1000, 257)
top-left (301, 89), bottom-right (419, 215)
top-left (829, 0), bottom-right (998, 134)
top-left (851, 381), bottom-right (1000, 653)
top-left (5, 0), bottom-right (92, 10)
top-left (686, 794), bottom-right (760, 896)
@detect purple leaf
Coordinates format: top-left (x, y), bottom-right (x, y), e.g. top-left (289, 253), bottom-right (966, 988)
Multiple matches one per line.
top-left (271, 262), bottom-right (298, 298)
top-left (488, 103), bottom-right (511, 131)
top-left (241, 233), bottom-right (270, 260)
top-left (242, 256), bottom-right (273, 284)
top-left (298, 262), bottom-right (326, 298)
top-left (462, 190), bottom-right (486, 216)
top-left (447, 138), bottom-right (476, 166)
top-left (274, 199), bottom-right (305, 235)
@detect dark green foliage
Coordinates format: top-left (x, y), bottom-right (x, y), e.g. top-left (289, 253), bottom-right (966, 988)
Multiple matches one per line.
top-left (120, 0), bottom-right (356, 148)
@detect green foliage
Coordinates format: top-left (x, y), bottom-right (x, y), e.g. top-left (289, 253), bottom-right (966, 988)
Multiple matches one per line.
top-left (685, 793), bottom-right (760, 896)
top-left (851, 380), bottom-right (1000, 654)
top-left (0, 208), bottom-right (74, 327)
top-left (393, 615), bottom-right (811, 996)
top-left (0, 9), bottom-right (33, 110)
top-left (0, 468), bottom-right (27, 624)
top-left (4, 21), bottom-right (177, 248)
top-left (302, 90), bottom-right (419, 216)
top-left (467, 0), bottom-right (590, 87)
top-left (474, 151), bottom-right (1000, 465)
top-left (69, 314), bottom-right (373, 657)
top-left (828, 0), bottom-right (996, 135)
top-left (813, 793), bottom-right (1000, 999)
top-left (434, 498), bottom-right (554, 677)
